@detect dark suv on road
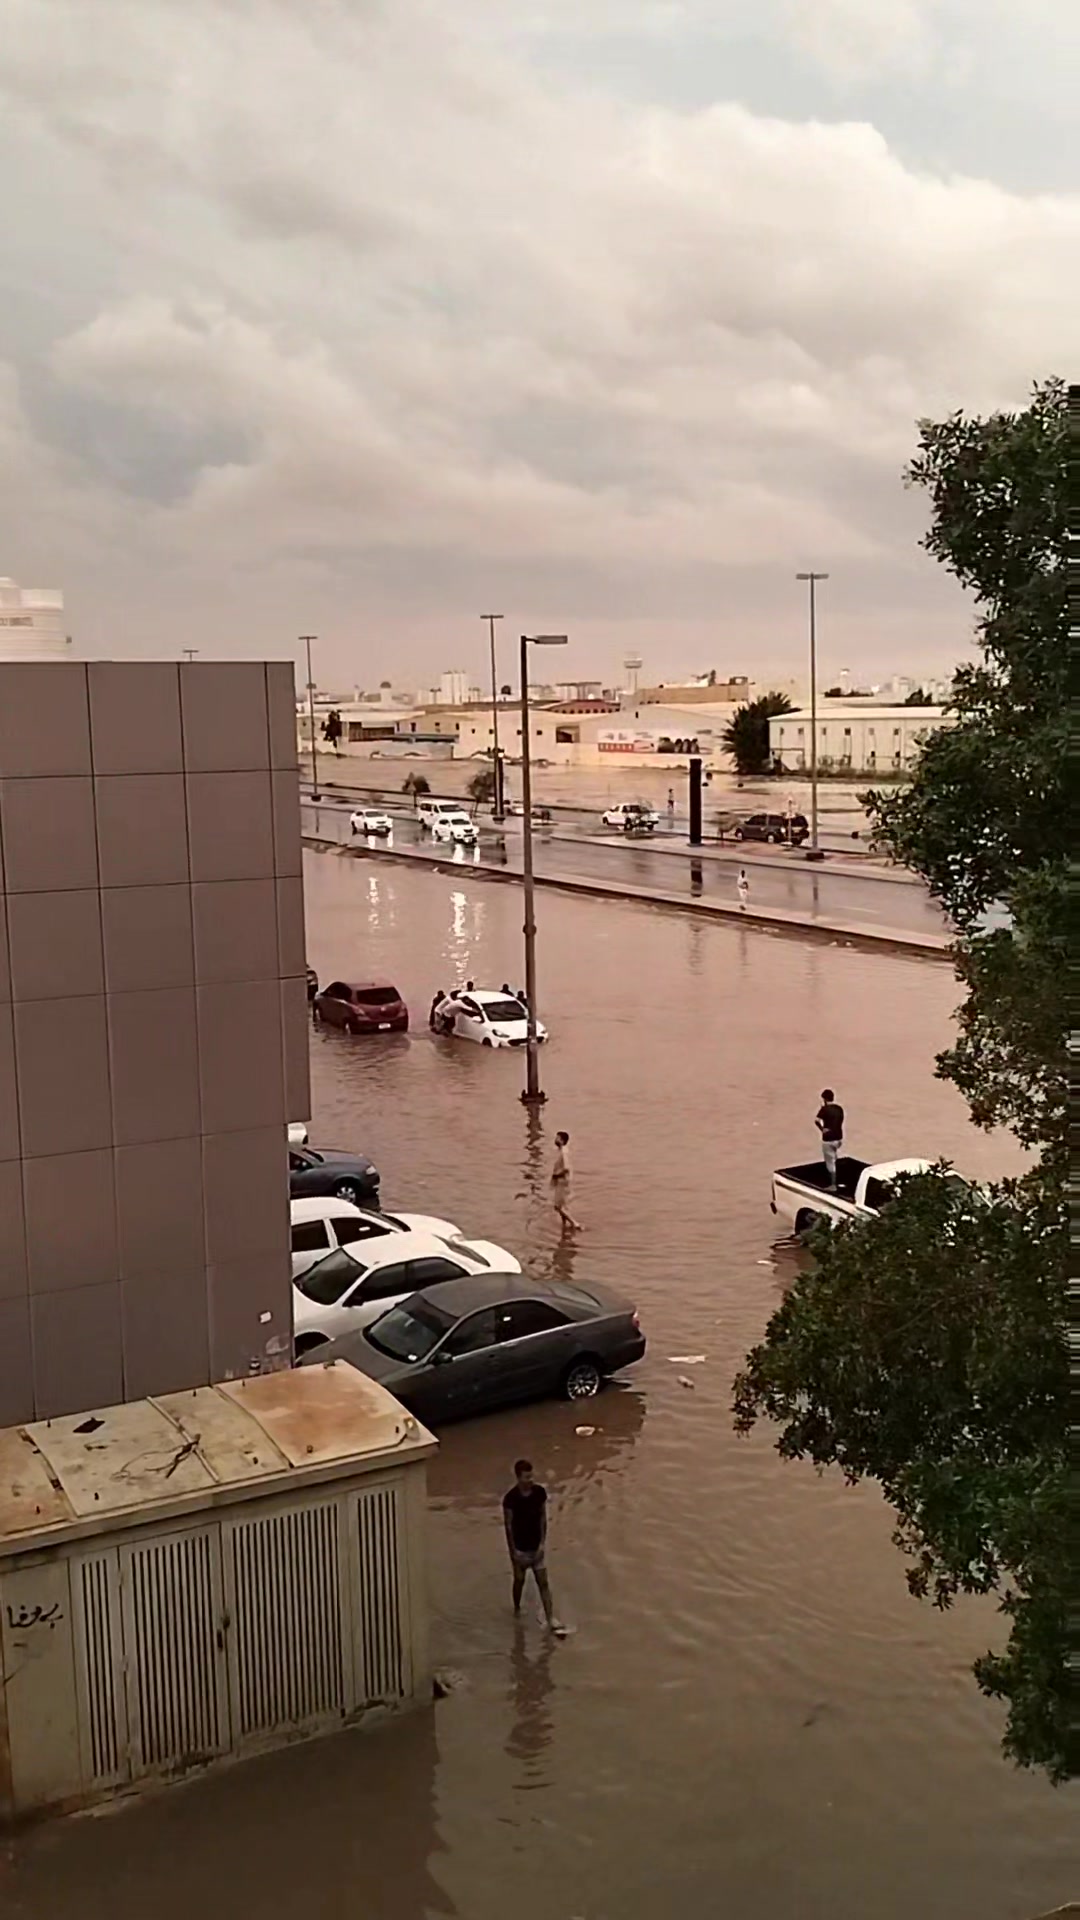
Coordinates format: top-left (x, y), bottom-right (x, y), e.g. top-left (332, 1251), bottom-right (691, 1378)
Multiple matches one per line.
top-left (732, 812), bottom-right (809, 846)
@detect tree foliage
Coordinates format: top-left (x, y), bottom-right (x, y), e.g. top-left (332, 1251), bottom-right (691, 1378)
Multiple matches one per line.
top-left (723, 692), bottom-right (792, 774)
top-left (401, 771), bottom-right (431, 805)
top-left (733, 379), bottom-right (1069, 1779)
top-left (467, 767), bottom-right (496, 806)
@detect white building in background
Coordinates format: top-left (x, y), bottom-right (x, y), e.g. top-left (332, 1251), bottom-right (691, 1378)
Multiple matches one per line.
top-left (770, 704), bottom-right (951, 775)
top-left (0, 577), bottom-right (68, 660)
top-left (431, 670), bottom-right (469, 706)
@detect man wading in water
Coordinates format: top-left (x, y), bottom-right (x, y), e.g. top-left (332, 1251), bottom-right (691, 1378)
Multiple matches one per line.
top-left (550, 1129), bottom-right (580, 1233)
top-left (503, 1459), bottom-right (564, 1633)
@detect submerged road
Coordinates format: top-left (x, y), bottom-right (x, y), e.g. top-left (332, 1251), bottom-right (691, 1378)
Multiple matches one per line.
top-left (301, 795), bottom-right (949, 943)
top-left (14, 856), bottom-right (1074, 1920)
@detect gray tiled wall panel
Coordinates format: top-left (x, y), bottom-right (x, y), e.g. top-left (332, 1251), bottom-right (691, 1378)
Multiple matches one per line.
top-left (0, 660), bottom-right (308, 1426)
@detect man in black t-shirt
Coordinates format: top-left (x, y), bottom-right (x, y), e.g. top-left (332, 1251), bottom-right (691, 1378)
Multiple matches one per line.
top-left (816, 1088), bottom-right (845, 1190)
top-left (502, 1459), bottom-right (561, 1630)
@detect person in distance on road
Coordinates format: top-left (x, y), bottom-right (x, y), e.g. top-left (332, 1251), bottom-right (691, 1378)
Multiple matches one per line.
top-left (736, 867), bottom-right (749, 911)
top-left (429, 988), bottom-right (447, 1030)
top-left (816, 1088), bottom-right (845, 1191)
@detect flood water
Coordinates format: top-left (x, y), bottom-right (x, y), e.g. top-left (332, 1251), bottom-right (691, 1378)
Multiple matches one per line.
top-left (8, 853), bottom-right (1077, 1920)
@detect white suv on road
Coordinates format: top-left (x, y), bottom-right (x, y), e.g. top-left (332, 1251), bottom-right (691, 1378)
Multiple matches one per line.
top-left (417, 798), bottom-right (466, 830)
top-left (601, 802), bottom-right (659, 830)
top-left (431, 811), bottom-right (479, 845)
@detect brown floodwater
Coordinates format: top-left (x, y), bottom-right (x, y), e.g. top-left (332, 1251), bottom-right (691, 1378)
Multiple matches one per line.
top-left (6, 853), bottom-right (1076, 1920)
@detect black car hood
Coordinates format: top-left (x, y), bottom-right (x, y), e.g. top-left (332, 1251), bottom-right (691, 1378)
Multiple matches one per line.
top-left (307, 1147), bottom-right (376, 1174)
top-left (300, 1327), bottom-right (414, 1391)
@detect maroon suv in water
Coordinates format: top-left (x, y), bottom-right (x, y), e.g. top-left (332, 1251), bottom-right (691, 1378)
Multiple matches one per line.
top-left (313, 979), bottom-right (409, 1033)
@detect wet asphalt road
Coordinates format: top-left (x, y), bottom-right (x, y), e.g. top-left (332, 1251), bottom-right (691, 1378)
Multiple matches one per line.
top-left (302, 797), bottom-right (948, 939)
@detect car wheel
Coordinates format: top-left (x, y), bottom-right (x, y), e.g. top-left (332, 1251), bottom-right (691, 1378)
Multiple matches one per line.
top-left (481, 1036), bottom-right (493, 1047)
top-left (733, 828), bottom-right (744, 840)
top-left (345, 1017), bottom-right (360, 1034)
top-left (334, 1180), bottom-right (363, 1202)
top-left (563, 1357), bottom-right (602, 1401)
top-left (294, 1333), bottom-right (329, 1358)
top-left (766, 832), bottom-right (777, 844)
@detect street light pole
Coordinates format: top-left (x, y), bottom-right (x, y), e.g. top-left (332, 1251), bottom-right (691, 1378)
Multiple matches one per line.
top-left (795, 573), bottom-right (828, 859)
top-left (481, 614), bottom-right (504, 821)
top-left (300, 634), bottom-right (320, 801)
top-left (519, 633), bottom-right (568, 1105)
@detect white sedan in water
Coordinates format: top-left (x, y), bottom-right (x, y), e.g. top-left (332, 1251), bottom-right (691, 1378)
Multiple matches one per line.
top-left (290, 1195), bottom-right (462, 1281)
top-left (439, 989), bottom-right (549, 1048)
top-left (349, 808), bottom-right (393, 836)
top-left (292, 1226), bottom-right (521, 1351)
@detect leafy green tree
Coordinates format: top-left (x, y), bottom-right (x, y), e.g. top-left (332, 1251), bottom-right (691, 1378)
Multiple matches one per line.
top-left (401, 771), bottom-right (431, 807)
top-left (722, 692), bottom-right (792, 774)
top-left (733, 379), bottom-right (1068, 1779)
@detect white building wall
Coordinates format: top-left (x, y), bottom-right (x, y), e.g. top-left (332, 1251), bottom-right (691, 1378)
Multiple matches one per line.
top-left (0, 577), bottom-right (68, 660)
top-left (770, 705), bottom-right (949, 774)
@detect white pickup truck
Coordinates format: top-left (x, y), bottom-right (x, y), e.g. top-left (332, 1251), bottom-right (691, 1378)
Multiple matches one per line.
top-left (771, 1156), bottom-right (936, 1234)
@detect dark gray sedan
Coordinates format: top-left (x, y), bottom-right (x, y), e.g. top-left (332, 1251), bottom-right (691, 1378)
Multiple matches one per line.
top-left (297, 1272), bottom-right (646, 1423)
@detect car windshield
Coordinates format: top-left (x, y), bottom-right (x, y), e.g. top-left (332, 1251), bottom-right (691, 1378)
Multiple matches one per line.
top-left (296, 1248), bottom-right (364, 1304)
top-left (482, 999), bottom-right (525, 1023)
top-left (365, 1298), bottom-right (455, 1363)
top-left (354, 987), bottom-right (400, 1006)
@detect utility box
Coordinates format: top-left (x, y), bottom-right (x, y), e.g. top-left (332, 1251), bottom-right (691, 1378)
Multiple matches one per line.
top-left (0, 1366), bottom-right (436, 1822)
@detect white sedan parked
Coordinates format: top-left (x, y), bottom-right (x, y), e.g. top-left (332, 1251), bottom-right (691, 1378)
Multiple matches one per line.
top-left (349, 808), bottom-right (393, 836)
top-left (430, 811), bottom-right (479, 845)
top-left (292, 1227), bottom-right (521, 1351)
top-left (290, 1195), bottom-right (461, 1282)
top-left (438, 989), bottom-right (548, 1048)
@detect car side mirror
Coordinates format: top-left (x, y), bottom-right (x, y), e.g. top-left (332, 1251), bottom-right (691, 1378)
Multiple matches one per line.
top-left (432, 1348), bottom-right (453, 1365)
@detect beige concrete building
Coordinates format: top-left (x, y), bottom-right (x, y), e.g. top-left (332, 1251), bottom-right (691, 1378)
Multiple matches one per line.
top-left (770, 703), bottom-right (950, 774)
top-left (0, 660), bottom-right (309, 1427)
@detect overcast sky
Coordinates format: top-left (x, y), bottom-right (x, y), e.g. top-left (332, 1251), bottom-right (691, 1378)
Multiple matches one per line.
top-left (1, 0), bottom-right (1074, 690)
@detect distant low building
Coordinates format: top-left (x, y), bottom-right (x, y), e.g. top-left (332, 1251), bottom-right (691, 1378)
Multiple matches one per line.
top-left (634, 675), bottom-right (752, 705)
top-left (0, 576), bottom-right (69, 661)
top-left (770, 703), bottom-right (952, 775)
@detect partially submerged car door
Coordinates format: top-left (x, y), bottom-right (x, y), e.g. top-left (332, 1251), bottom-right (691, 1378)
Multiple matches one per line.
top-left (425, 1306), bottom-right (501, 1418)
top-left (454, 995), bottom-right (486, 1040)
top-left (491, 1297), bottom-right (575, 1403)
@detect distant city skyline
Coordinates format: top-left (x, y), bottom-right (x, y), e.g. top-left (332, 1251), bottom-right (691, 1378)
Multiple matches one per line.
top-left (1, 2), bottom-right (1071, 681)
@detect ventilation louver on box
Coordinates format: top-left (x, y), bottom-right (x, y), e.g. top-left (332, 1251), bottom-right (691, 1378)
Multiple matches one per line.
top-left (356, 1484), bottom-right (406, 1701)
top-left (72, 1551), bottom-right (127, 1788)
top-left (121, 1527), bottom-right (227, 1774)
top-left (225, 1499), bottom-right (346, 1739)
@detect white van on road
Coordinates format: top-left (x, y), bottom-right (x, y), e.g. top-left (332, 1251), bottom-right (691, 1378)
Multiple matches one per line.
top-left (417, 798), bottom-right (467, 830)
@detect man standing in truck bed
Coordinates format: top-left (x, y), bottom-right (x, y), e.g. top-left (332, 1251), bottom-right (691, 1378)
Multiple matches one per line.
top-left (816, 1089), bottom-right (845, 1191)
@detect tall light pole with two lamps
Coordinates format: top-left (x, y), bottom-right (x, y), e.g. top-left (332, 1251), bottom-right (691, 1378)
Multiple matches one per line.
top-left (481, 613), bottom-right (505, 822)
top-left (795, 574), bottom-right (828, 860)
top-left (519, 632), bottom-right (567, 1105)
top-left (300, 634), bottom-right (320, 802)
